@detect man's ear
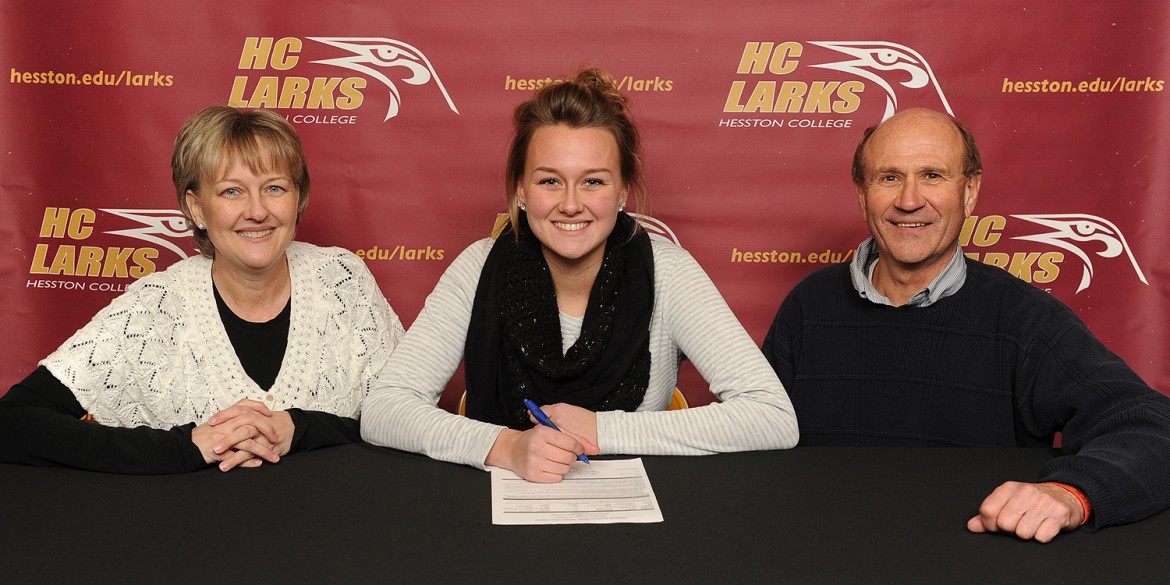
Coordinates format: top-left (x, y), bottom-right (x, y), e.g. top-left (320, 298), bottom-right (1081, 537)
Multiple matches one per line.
top-left (963, 171), bottom-right (982, 217)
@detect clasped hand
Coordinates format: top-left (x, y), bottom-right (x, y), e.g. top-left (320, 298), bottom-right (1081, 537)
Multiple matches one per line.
top-left (191, 399), bottom-right (295, 472)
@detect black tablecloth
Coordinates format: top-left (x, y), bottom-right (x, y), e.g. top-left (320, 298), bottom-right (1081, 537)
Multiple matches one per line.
top-left (2, 444), bottom-right (1168, 584)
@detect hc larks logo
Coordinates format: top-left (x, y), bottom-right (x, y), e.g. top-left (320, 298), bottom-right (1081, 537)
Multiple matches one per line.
top-left (1012, 214), bottom-right (1148, 293)
top-left (724, 41), bottom-right (952, 123)
top-left (962, 213), bottom-right (1148, 293)
top-left (28, 207), bottom-right (192, 281)
top-left (229, 36), bottom-right (459, 123)
top-left (808, 41), bottom-right (953, 121)
top-left (307, 37), bottom-right (459, 121)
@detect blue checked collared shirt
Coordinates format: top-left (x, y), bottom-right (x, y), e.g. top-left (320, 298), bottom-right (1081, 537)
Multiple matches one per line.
top-left (848, 237), bottom-right (966, 307)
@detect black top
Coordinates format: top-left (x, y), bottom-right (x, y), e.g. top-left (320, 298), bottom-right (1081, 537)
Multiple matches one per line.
top-left (214, 283), bottom-right (291, 391)
top-left (763, 259), bottom-right (1170, 530)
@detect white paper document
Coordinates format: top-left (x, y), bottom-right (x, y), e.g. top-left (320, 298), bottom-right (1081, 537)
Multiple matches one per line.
top-left (490, 458), bottom-right (664, 525)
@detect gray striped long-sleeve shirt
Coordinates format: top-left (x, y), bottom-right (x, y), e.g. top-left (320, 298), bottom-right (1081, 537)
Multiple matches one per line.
top-left (360, 237), bottom-right (798, 469)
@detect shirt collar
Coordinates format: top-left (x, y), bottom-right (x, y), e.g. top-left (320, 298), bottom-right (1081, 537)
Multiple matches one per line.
top-left (848, 237), bottom-right (967, 307)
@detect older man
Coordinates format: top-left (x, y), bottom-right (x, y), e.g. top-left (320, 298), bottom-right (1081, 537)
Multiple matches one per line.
top-left (763, 108), bottom-right (1170, 542)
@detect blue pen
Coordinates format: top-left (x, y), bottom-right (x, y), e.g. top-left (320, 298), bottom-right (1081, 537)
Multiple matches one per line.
top-left (523, 398), bottom-right (591, 464)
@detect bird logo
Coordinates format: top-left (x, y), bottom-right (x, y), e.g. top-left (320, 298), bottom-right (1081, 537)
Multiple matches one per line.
top-left (808, 41), bottom-right (953, 121)
top-left (101, 209), bottom-right (193, 260)
top-left (1012, 214), bottom-right (1148, 293)
top-left (308, 37), bottom-right (459, 121)
top-left (630, 213), bottom-right (680, 246)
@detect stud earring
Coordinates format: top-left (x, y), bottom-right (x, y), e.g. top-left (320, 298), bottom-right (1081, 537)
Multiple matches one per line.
top-left (196, 223), bottom-right (205, 230)
top-left (518, 203), bottom-right (526, 212)
top-left (617, 203), bottom-right (625, 212)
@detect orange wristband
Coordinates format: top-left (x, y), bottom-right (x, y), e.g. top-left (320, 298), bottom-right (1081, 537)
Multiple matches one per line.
top-left (1045, 481), bottom-right (1091, 526)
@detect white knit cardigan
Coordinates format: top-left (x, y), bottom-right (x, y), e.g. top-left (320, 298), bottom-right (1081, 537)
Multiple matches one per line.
top-left (42, 242), bottom-right (403, 428)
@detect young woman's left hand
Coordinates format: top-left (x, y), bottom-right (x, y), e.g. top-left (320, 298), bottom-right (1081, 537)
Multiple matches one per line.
top-left (533, 403), bottom-right (601, 456)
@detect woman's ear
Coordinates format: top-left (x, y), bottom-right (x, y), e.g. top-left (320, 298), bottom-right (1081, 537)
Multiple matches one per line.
top-left (185, 190), bottom-right (205, 228)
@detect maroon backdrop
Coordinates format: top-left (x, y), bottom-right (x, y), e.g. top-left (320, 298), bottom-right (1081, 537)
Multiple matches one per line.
top-left (3, 1), bottom-right (1167, 411)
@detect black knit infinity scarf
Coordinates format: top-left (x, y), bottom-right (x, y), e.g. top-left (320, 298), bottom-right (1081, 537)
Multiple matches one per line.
top-left (464, 212), bottom-right (654, 429)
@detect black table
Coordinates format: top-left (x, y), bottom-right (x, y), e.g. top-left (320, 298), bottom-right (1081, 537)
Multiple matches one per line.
top-left (3, 444), bottom-right (1168, 584)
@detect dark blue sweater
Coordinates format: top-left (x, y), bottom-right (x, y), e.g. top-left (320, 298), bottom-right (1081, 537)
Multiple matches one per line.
top-left (763, 258), bottom-right (1170, 530)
